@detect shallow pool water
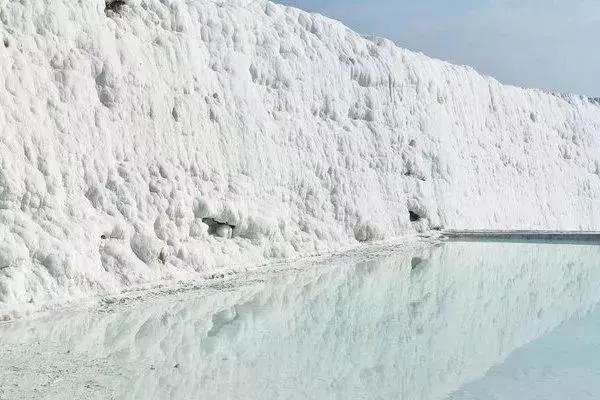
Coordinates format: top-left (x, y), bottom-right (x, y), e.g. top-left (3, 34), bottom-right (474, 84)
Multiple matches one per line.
top-left (1, 241), bottom-right (599, 400)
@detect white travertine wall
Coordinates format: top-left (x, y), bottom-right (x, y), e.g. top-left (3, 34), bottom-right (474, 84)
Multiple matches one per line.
top-left (0, 0), bottom-right (599, 312)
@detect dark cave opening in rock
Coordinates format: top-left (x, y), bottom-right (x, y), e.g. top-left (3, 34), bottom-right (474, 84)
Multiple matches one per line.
top-left (409, 211), bottom-right (422, 223)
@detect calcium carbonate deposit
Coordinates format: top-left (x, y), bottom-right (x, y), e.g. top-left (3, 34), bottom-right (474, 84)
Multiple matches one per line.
top-left (1, 0), bottom-right (599, 316)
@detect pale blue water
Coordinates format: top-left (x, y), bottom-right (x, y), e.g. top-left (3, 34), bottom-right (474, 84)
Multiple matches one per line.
top-left (1, 241), bottom-right (599, 399)
top-left (448, 306), bottom-right (600, 399)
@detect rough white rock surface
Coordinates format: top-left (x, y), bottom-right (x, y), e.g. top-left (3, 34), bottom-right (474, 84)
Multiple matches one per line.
top-left (1, 0), bottom-right (600, 314)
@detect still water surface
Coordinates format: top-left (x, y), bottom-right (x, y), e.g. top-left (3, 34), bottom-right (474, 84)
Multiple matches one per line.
top-left (1, 241), bottom-right (599, 399)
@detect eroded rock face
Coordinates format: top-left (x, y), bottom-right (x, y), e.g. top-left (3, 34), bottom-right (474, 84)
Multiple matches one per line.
top-left (214, 225), bottom-right (233, 239)
top-left (202, 218), bottom-right (235, 239)
top-left (1, 0), bottom-right (600, 313)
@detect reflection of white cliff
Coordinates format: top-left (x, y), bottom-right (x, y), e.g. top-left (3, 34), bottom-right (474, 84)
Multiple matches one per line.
top-left (449, 306), bottom-right (600, 399)
top-left (1, 242), bottom-right (600, 399)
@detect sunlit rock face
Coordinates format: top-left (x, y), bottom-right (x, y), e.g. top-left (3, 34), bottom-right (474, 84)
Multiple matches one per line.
top-left (2, 0), bottom-right (600, 313)
top-left (1, 241), bottom-right (599, 399)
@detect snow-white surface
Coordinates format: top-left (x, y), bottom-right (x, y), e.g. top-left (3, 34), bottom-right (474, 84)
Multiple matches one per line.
top-left (1, 241), bottom-right (600, 399)
top-left (1, 0), bottom-right (600, 315)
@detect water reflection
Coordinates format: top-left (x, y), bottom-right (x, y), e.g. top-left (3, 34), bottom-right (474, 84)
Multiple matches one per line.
top-left (1, 242), bottom-right (600, 399)
top-left (448, 305), bottom-right (600, 399)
